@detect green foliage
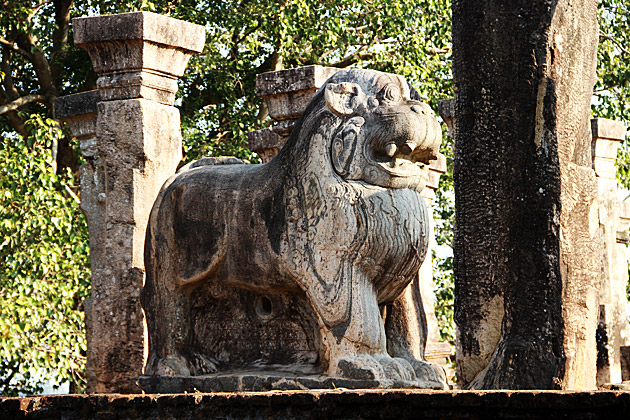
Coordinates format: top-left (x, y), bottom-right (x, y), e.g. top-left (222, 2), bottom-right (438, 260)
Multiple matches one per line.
top-left (594, 1), bottom-right (630, 186)
top-left (0, 117), bottom-right (89, 396)
top-left (2, 0), bottom-right (629, 396)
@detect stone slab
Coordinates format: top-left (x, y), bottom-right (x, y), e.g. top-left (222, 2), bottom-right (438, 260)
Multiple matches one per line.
top-left (73, 11), bottom-right (205, 53)
top-left (592, 118), bottom-right (627, 142)
top-left (256, 65), bottom-right (339, 98)
top-left (74, 12), bottom-right (205, 105)
top-left (3, 390), bottom-right (630, 420)
top-left (54, 90), bottom-right (100, 120)
top-left (247, 127), bottom-right (283, 152)
top-left (139, 372), bottom-right (446, 393)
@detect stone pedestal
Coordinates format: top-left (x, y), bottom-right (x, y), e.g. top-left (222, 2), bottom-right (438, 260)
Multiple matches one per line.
top-left (593, 118), bottom-right (629, 386)
top-left (249, 65), bottom-right (453, 373)
top-left (66, 11), bottom-right (204, 393)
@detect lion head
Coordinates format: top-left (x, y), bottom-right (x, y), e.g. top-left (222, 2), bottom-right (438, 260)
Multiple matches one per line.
top-left (319, 69), bottom-right (442, 192)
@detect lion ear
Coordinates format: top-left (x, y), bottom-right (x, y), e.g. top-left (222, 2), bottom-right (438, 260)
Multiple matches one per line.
top-left (325, 82), bottom-right (364, 116)
top-left (331, 116), bottom-right (365, 177)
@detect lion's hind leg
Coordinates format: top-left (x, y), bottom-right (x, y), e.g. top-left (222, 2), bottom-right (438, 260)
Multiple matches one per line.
top-left (142, 190), bottom-right (222, 377)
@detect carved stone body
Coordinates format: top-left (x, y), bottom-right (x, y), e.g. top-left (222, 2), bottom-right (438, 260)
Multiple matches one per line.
top-left (141, 69), bottom-right (446, 388)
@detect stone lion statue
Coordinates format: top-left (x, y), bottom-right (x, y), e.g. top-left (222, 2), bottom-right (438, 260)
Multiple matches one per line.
top-left (141, 69), bottom-right (446, 389)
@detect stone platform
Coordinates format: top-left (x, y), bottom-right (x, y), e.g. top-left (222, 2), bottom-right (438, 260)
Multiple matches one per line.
top-left (2, 390), bottom-right (630, 419)
top-left (138, 371), bottom-right (446, 393)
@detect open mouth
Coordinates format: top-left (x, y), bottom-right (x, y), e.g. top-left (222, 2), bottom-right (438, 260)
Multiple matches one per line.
top-left (370, 138), bottom-right (432, 178)
top-left (375, 158), bottom-right (426, 178)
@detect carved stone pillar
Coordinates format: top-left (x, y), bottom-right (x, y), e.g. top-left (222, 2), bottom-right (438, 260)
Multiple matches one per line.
top-left (53, 90), bottom-right (103, 393)
top-left (418, 153), bottom-right (453, 372)
top-left (592, 118), bottom-right (629, 386)
top-left (248, 65), bottom-right (340, 162)
top-left (71, 11), bottom-right (205, 392)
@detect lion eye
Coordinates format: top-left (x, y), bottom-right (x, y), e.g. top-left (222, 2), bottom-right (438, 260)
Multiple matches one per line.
top-left (381, 85), bottom-right (401, 103)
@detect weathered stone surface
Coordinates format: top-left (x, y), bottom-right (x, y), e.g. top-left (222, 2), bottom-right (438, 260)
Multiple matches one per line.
top-left (592, 119), bottom-right (627, 179)
top-left (248, 66), bottom-right (340, 162)
top-left (74, 12), bottom-right (205, 105)
top-left (139, 372), bottom-right (438, 393)
top-left (54, 91), bottom-right (100, 157)
top-left (256, 65), bottom-right (341, 99)
top-left (617, 204), bottom-right (630, 357)
top-left (453, 0), bottom-right (600, 389)
top-left (592, 118), bottom-right (629, 387)
top-left (592, 118), bottom-right (627, 143)
top-left (54, 90), bottom-right (99, 120)
top-left (89, 99), bottom-right (182, 392)
top-left (622, 346), bottom-right (630, 381)
top-left (54, 91), bottom-right (106, 394)
top-left (437, 99), bottom-right (454, 137)
top-left (247, 66), bottom-right (453, 378)
top-left (66, 12), bottom-right (202, 393)
top-left (247, 127), bottom-right (285, 162)
top-left (3, 390), bottom-right (630, 420)
top-left (141, 69), bottom-right (447, 391)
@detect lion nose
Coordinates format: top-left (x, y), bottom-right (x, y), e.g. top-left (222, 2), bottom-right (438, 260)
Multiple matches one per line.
top-left (400, 142), bottom-right (415, 155)
top-left (411, 104), bottom-right (425, 114)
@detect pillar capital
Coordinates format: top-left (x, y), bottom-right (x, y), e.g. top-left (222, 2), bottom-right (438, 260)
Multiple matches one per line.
top-left (54, 90), bottom-right (100, 156)
top-left (592, 118), bottom-right (627, 180)
top-left (73, 11), bottom-right (205, 105)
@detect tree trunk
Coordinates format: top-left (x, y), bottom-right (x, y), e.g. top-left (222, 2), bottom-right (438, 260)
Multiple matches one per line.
top-left (453, 0), bottom-right (600, 390)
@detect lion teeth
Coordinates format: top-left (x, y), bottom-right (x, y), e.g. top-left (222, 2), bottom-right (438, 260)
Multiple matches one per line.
top-left (385, 143), bottom-right (397, 157)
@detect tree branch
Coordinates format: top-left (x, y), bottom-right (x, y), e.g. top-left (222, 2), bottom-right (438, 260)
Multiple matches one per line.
top-left (0, 38), bottom-right (32, 60)
top-left (0, 94), bottom-right (46, 115)
top-left (600, 31), bottom-right (630, 56)
top-left (427, 46), bottom-right (451, 55)
top-left (28, 0), bottom-right (53, 21)
top-left (51, 0), bottom-right (74, 86)
top-left (0, 49), bottom-right (29, 138)
top-left (1, 49), bottom-right (20, 100)
top-left (331, 43), bottom-right (374, 68)
top-left (16, 33), bottom-right (58, 101)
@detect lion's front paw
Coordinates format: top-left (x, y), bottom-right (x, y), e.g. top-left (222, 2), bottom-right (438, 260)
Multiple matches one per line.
top-left (374, 356), bottom-right (416, 381)
top-left (407, 359), bottom-right (448, 389)
top-left (189, 352), bottom-right (218, 375)
top-left (153, 353), bottom-right (217, 376)
top-left (336, 354), bottom-right (419, 382)
top-left (336, 354), bottom-right (385, 380)
top-left (155, 355), bottom-right (191, 376)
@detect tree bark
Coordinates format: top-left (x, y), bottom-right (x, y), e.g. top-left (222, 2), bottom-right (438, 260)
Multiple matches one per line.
top-left (51, 0), bottom-right (74, 87)
top-left (453, 0), bottom-right (600, 390)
